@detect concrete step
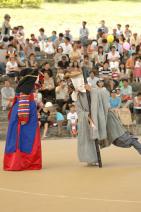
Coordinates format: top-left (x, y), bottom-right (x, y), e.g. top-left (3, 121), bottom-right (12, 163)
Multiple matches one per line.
top-left (0, 124), bottom-right (70, 141)
top-left (0, 111), bottom-right (9, 121)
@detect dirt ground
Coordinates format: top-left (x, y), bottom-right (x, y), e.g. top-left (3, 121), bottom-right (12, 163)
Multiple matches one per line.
top-left (0, 139), bottom-right (141, 212)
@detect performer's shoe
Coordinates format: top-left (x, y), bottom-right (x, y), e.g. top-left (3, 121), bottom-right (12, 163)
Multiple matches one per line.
top-left (87, 163), bottom-right (99, 167)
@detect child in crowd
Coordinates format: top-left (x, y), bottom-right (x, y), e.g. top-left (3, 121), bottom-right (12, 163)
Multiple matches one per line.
top-left (34, 89), bottom-right (43, 109)
top-left (55, 107), bottom-right (65, 136)
top-left (109, 90), bottom-right (121, 109)
top-left (67, 104), bottom-right (78, 137)
top-left (39, 102), bottom-right (52, 139)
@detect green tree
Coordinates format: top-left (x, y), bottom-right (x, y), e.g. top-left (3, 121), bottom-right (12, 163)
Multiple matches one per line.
top-left (22, 0), bottom-right (43, 7)
top-left (0, 0), bottom-right (43, 8)
top-left (0, 0), bottom-right (21, 7)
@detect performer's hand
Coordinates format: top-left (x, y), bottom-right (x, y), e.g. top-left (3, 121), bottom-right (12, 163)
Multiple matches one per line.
top-left (85, 84), bottom-right (91, 91)
top-left (21, 121), bottom-right (26, 125)
top-left (64, 73), bottom-right (70, 78)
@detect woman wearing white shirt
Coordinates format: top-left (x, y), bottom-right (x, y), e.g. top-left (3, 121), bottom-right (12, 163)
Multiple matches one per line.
top-left (59, 37), bottom-right (72, 55)
top-left (6, 56), bottom-right (19, 78)
top-left (107, 46), bottom-right (120, 69)
top-left (45, 38), bottom-right (55, 57)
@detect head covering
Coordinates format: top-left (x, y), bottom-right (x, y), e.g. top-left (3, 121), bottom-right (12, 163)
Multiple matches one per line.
top-left (4, 14), bottom-right (11, 19)
top-left (45, 102), bottom-right (53, 108)
top-left (16, 68), bottom-right (38, 95)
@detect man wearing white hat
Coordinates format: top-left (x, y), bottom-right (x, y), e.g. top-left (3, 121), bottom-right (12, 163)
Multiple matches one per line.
top-left (39, 102), bottom-right (53, 139)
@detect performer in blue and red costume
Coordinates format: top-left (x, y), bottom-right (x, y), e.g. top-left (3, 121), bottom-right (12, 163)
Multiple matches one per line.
top-left (3, 68), bottom-right (42, 171)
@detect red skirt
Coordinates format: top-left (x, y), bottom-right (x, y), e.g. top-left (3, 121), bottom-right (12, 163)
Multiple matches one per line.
top-left (3, 126), bottom-right (42, 171)
top-left (133, 68), bottom-right (141, 77)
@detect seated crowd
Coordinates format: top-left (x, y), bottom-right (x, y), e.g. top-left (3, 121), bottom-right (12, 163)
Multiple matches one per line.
top-left (0, 15), bottom-right (141, 138)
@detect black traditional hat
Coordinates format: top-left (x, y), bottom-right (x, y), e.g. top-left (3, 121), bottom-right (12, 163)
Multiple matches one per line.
top-left (16, 68), bottom-right (38, 94)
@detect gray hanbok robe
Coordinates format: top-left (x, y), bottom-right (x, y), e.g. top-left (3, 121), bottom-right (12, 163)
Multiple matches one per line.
top-left (76, 87), bottom-right (109, 163)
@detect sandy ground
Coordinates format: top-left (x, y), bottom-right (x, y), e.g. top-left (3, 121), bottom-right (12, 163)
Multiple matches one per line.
top-left (0, 139), bottom-right (141, 212)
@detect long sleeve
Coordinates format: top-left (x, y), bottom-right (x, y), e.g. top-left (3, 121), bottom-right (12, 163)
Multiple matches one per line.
top-left (18, 94), bottom-right (30, 124)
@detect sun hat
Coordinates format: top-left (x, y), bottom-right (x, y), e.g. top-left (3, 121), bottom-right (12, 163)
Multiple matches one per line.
top-left (45, 102), bottom-right (53, 108)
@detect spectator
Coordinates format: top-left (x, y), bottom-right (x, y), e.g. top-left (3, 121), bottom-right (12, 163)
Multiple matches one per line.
top-left (99, 61), bottom-right (112, 80)
top-left (54, 46), bottom-right (64, 69)
top-left (0, 42), bottom-right (7, 75)
top-left (109, 90), bottom-right (121, 109)
top-left (119, 62), bottom-right (127, 78)
top-left (54, 33), bottom-right (64, 49)
top-left (126, 53), bottom-right (136, 81)
top-left (80, 55), bottom-right (93, 78)
top-left (55, 80), bottom-right (69, 110)
top-left (59, 37), bottom-right (72, 55)
top-left (39, 102), bottom-right (52, 139)
top-left (130, 33), bottom-right (140, 47)
top-left (6, 56), bottom-right (19, 79)
top-left (45, 37), bottom-right (55, 57)
top-left (41, 71), bottom-right (55, 102)
top-left (120, 79), bottom-right (133, 107)
top-left (50, 31), bottom-right (57, 43)
top-left (95, 46), bottom-right (106, 69)
top-left (64, 29), bottom-right (73, 42)
top-left (67, 104), bottom-right (78, 137)
top-left (30, 33), bottom-right (38, 46)
top-left (1, 14), bottom-right (11, 37)
top-left (34, 89), bottom-right (43, 108)
top-left (56, 68), bottom-right (66, 84)
top-left (87, 40), bottom-right (96, 60)
top-left (87, 70), bottom-right (99, 88)
top-left (97, 20), bottom-right (109, 34)
top-left (24, 38), bottom-right (35, 57)
top-left (111, 67), bottom-right (120, 81)
top-left (133, 57), bottom-right (141, 82)
top-left (1, 80), bottom-right (15, 111)
top-left (106, 79), bottom-right (119, 92)
top-left (55, 107), bottom-right (65, 136)
top-left (42, 62), bottom-right (53, 77)
top-left (107, 45), bottom-right (120, 69)
top-left (79, 21), bottom-right (89, 47)
top-left (26, 53), bottom-right (38, 68)
top-left (69, 43), bottom-right (81, 63)
top-left (116, 24), bottom-right (123, 38)
top-left (133, 92), bottom-right (141, 124)
top-left (101, 38), bottom-right (110, 53)
top-left (38, 28), bottom-right (47, 42)
top-left (58, 55), bottom-right (69, 72)
top-left (124, 24), bottom-right (132, 42)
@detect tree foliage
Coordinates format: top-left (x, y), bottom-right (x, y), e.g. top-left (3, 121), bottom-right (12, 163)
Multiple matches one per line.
top-left (0, 0), bottom-right (43, 8)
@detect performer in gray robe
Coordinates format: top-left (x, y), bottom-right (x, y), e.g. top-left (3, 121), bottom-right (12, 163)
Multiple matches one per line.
top-left (76, 86), bottom-right (109, 165)
top-left (68, 71), bottom-right (141, 167)
top-left (77, 88), bottom-right (141, 166)
top-left (77, 92), bottom-right (98, 164)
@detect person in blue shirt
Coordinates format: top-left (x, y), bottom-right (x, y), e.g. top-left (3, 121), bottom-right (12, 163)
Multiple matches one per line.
top-left (50, 31), bottom-right (57, 43)
top-left (109, 90), bottom-right (121, 109)
top-left (56, 107), bottom-right (64, 136)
